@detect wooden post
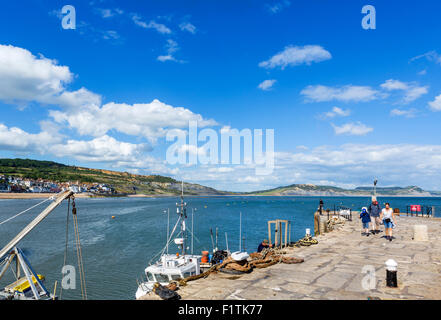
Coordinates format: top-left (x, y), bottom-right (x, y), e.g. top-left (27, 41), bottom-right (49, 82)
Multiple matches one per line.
top-left (284, 221), bottom-right (288, 248)
top-left (314, 211), bottom-right (320, 236)
top-left (268, 221), bottom-right (272, 246)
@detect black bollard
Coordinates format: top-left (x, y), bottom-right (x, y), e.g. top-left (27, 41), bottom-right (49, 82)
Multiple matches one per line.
top-left (386, 270), bottom-right (397, 287)
top-left (385, 259), bottom-right (398, 288)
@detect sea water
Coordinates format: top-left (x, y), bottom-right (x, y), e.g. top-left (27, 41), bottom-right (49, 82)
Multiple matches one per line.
top-left (0, 196), bottom-right (439, 299)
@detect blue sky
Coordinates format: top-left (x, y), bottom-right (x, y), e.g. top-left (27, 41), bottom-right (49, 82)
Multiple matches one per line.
top-left (1, 0), bottom-right (441, 191)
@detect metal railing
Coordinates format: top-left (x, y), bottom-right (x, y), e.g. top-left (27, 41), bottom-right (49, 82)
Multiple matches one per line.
top-left (406, 205), bottom-right (436, 217)
top-left (325, 205), bottom-right (352, 221)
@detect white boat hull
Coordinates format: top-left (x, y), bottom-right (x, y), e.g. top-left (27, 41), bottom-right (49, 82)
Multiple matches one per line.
top-left (135, 282), bottom-right (153, 300)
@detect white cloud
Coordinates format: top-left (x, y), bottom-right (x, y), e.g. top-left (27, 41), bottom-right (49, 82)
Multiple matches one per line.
top-left (380, 79), bottom-right (409, 91)
top-left (322, 107), bottom-right (351, 119)
top-left (301, 85), bottom-right (379, 102)
top-left (176, 144), bottom-right (209, 159)
top-left (259, 45), bottom-right (331, 70)
top-left (404, 86), bottom-right (428, 103)
top-left (266, 1), bottom-right (291, 14)
top-left (0, 123), bottom-right (61, 153)
top-left (208, 167), bottom-right (234, 173)
top-left (50, 99), bottom-right (217, 143)
top-left (390, 108), bottom-right (418, 118)
top-left (410, 51), bottom-right (441, 65)
top-left (0, 44), bottom-right (72, 104)
top-left (132, 15), bottom-right (171, 34)
top-left (95, 8), bottom-right (124, 18)
top-left (258, 79), bottom-right (277, 91)
top-left (0, 44), bottom-right (214, 144)
top-left (176, 143), bottom-right (441, 192)
top-left (0, 122), bottom-right (173, 174)
top-left (53, 135), bottom-right (150, 162)
top-left (0, 45), bottom-right (103, 110)
top-left (332, 122), bottom-right (373, 136)
top-left (273, 144), bottom-right (441, 189)
top-left (429, 94), bottom-right (441, 111)
top-left (157, 39), bottom-right (183, 63)
top-left (380, 79), bottom-right (428, 103)
top-left (179, 22), bottom-right (196, 34)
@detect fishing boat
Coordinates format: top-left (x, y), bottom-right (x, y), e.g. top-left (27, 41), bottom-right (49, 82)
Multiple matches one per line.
top-left (135, 182), bottom-right (202, 299)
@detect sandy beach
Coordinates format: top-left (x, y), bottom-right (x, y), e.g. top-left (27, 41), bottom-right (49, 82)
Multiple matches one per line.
top-left (0, 193), bottom-right (92, 199)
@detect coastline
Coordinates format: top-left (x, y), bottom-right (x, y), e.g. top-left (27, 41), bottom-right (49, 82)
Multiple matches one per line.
top-left (1, 192), bottom-right (441, 200)
top-left (0, 192), bottom-right (92, 199)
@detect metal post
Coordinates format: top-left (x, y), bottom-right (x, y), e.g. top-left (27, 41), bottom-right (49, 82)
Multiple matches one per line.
top-left (239, 212), bottom-right (242, 252)
top-left (225, 232), bottom-right (229, 253)
top-left (191, 208), bottom-right (194, 255)
top-left (166, 209), bottom-right (170, 254)
top-left (15, 247), bottom-right (40, 299)
top-left (385, 259), bottom-right (398, 288)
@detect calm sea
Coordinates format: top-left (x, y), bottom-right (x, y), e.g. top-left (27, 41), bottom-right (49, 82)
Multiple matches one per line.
top-left (0, 196), bottom-right (440, 300)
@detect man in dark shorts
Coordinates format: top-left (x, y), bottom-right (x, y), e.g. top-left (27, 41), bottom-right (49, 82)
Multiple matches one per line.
top-left (368, 196), bottom-right (382, 234)
top-left (257, 239), bottom-right (273, 252)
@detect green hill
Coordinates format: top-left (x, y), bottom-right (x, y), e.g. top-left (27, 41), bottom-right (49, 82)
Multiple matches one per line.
top-left (0, 158), bottom-right (224, 195)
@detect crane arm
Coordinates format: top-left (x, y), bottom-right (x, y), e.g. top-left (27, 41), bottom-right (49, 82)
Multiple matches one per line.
top-left (0, 190), bottom-right (74, 260)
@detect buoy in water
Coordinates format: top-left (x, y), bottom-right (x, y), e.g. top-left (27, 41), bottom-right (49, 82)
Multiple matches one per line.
top-left (111, 216), bottom-right (115, 219)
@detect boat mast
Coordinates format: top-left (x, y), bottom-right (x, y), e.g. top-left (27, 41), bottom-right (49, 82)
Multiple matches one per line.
top-left (177, 181), bottom-right (187, 256)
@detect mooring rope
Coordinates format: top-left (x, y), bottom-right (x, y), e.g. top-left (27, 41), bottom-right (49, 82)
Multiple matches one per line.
top-left (72, 197), bottom-right (87, 300)
top-left (0, 196), bottom-right (54, 227)
top-left (59, 197), bottom-right (71, 300)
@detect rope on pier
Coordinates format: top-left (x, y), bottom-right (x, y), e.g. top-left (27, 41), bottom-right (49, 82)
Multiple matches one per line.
top-left (326, 216), bottom-right (346, 232)
top-left (176, 247), bottom-right (304, 288)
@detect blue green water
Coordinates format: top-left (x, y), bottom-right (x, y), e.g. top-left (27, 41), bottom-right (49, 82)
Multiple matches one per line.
top-left (0, 196), bottom-right (440, 300)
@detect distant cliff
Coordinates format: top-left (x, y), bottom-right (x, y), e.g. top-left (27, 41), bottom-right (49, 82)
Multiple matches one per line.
top-left (248, 184), bottom-right (439, 197)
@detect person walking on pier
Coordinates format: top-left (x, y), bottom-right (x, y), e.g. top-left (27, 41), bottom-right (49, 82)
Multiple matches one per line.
top-left (360, 207), bottom-right (371, 236)
top-left (368, 197), bottom-right (382, 234)
top-left (380, 203), bottom-right (397, 242)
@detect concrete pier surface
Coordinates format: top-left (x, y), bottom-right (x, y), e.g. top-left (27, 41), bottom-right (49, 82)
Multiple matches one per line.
top-left (166, 215), bottom-right (441, 300)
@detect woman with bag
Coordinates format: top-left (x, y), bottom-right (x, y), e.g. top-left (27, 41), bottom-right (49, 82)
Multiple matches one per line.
top-left (380, 203), bottom-right (397, 242)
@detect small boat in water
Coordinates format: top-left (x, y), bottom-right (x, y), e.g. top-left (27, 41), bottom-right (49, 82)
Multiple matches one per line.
top-left (135, 182), bottom-right (202, 299)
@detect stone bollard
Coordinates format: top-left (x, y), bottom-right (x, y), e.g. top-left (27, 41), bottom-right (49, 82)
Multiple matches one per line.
top-left (319, 216), bottom-right (327, 234)
top-left (413, 225), bottom-right (429, 241)
top-left (385, 259), bottom-right (398, 288)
